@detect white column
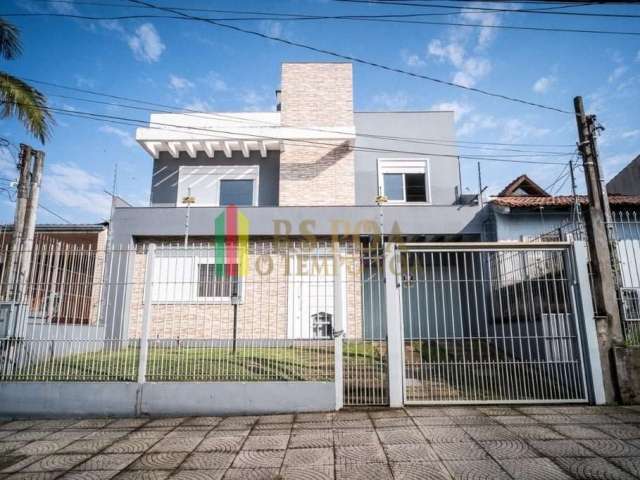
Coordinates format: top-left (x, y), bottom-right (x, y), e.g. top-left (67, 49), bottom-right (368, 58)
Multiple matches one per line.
top-left (137, 244), bottom-right (155, 384)
top-left (384, 243), bottom-right (404, 408)
top-left (333, 242), bottom-right (345, 410)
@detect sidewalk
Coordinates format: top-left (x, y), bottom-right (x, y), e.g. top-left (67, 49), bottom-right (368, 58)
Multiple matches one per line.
top-left (1, 405), bottom-right (640, 479)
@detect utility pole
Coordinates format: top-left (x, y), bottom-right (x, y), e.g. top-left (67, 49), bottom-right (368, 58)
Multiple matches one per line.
top-left (17, 150), bottom-right (44, 303)
top-left (3, 145), bottom-right (32, 300)
top-left (574, 96), bottom-right (623, 403)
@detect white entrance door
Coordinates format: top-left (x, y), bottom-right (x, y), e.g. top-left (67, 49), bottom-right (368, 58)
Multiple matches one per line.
top-left (288, 255), bottom-right (336, 339)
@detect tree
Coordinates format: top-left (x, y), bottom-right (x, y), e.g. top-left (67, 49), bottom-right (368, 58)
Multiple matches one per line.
top-left (0, 18), bottom-right (53, 143)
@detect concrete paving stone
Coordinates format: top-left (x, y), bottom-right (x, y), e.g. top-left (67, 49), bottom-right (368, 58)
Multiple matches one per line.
top-left (476, 407), bottom-right (519, 416)
top-left (5, 473), bottom-right (61, 480)
top-left (127, 431), bottom-right (171, 439)
top-left (196, 436), bottom-right (245, 452)
top-left (493, 415), bottom-right (539, 425)
top-left (280, 465), bottom-right (334, 480)
top-left (417, 427), bottom-right (471, 443)
top-left (208, 429), bottom-right (250, 437)
top-left (553, 406), bottom-right (597, 415)
top-left (330, 420), bottom-right (373, 430)
top-left (404, 407), bottom-right (446, 418)
top-left (451, 415), bottom-right (498, 426)
top-left (372, 417), bottom-right (414, 428)
top-left (71, 420), bottom-right (114, 429)
top-left (170, 470), bottom-right (225, 480)
top-left (507, 425), bottom-right (565, 440)
top-left (497, 458), bottom-right (572, 480)
top-left (553, 456), bottom-right (636, 480)
top-left (45, 430), bottom-right (90, 441)
top-left (570, 415), bottom-right (621, 425)
top-left (528, 439), bottom-right (596, 457)
top-left (144, 419), bottom-right (186, 428)
top-left (0, 442), bottom-right (28, 454)
top-left (530, 415), bottom-right (573, 425)
top-left (250, 427), bottom-right (292, 436)
top-left (104, 438), bottom-right (161, 454)
top-left (335, 463), bottom-right (393, 480)
top-left (181, 418), bottom-right (222, 427)
top-left (180, 452), bottom-right (235, 470)
top-left (333, 411), bottom-right (369, 421)
top-left (431, 441), bottom-right (488, 461)
top-left (258, 415), bottom-right (294, 425)
top-left (14, 441), bottom-right (71, 456)
top-left (552, 424), bottom-right (613, 440)
top-left (390, 461), bottom-right (451, 480)
top-left (75, 454), bottom-right (140, 471)
top-left (609, 414), bottom-right (640, 424)
top-left (242, 435), bottom-right (289, 451)
top-left (443, 459), bottom-right (511, 480)
top-left (0, 421), bottom-right (42, 431)
top-left (288, 432), bottom-right (333, 449)
top-left (148, 436), bottom-right (203, 453)
top-left (22, 454), bottom-right (92, 472)
top-left (84, 431), bottom-right (131, 441)
top-left (333, 430), bottom-right (379, 446)
top-left (291, 422), bottom-right (333, 431)
top-left (59, 439), bottom-right (117, 454)
top-left (112, 471), bottom-right (171, 479)
top-left (219, 417), bottom-right (259, 427)
top-left (442, 407), bottom-right (480, 417)
top-left (609, 457), bottom-right (640, 477)
top-left (4, 432), bottom-right (55, 442)
top-left (112, 471), bottom-right (172, 480)
top-left (282, 447), bottom-right (333, 466)
top-left (0, 430), bottom-right (18, 440)
top-left (128, 453), bottom-right (189, 470)
top-left (517, 406), bottom-right (559, 415)
top-left (252, 423), bottom-right (291, 432)
top-left (368, 410), bottom-right (407, 419)
top-left (376, 427), bottom-right (424, 444)
top-left (411, 416), bottom-right (455, 426)
top-left (578, 439), bottom-right (640, 457)
top-left (595, 424), bottom-right (640, 440)
top-left (295, 413), bottom-right (335, 423)
top-left (35, 420), bottom-right (77, 430)
top-left (106, 420), bottom-right (150, 429)
top-left (222, 468), bottom-right (280, 480)
top-left (462, 425), bottom-right (518, 441)
top-left (167, 428), bottom-right (211, 437)
top-left (335, 445), bottom-right (386, 464)
top-left (58, 470), bottom-right (119, 479)
top-left (231, 450), bottom-right (285, 469)
top-left (479, 439), bottom-right (539, 459)
top-left (0, 455), bottom-right (45, 473)
top-left (383, 443), bottom-right (439, 462)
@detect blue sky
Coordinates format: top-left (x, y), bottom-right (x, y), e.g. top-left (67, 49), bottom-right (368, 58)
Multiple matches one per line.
top-left (1, 0), bottom-right (639, 224)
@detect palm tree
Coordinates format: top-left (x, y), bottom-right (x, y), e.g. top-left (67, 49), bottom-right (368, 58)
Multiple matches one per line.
top-left (0, 18), bottom-right (53, 143)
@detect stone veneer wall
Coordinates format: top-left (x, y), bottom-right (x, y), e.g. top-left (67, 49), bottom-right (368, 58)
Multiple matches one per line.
top-left (278, 63), bottom-right (355, 206)
top-left (126, 239), bottom-right (364, 341)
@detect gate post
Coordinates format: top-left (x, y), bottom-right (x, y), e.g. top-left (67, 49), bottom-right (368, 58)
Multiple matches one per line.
top-left (333, 242), bottom-right (345, 410)
top-left (384, 243), bottom-right (404, 408)
top-left (137, 243), bottom-right (155, 385)
top-left (572, 241), bottom-right (606, 404)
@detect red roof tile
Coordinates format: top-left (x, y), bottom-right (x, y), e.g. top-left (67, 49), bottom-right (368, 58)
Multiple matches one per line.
top-left (491, 195), bottom-right (640, 208)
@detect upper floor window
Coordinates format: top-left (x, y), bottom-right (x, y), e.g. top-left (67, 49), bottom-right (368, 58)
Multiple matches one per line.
top-left (378, 159), bottom-right (430, 204)
top-left (178, 165), bottom-right (259, 207)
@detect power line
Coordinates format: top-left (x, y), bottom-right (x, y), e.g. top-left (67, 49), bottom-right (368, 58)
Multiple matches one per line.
top-left (126, 0), bottom-right (573, 114)
top-left (20, 76), bottom-right (576, 150)
top-left (0, 99), bottom-right (572, 165)
top-left (7, 11), bottom-right (640, 37)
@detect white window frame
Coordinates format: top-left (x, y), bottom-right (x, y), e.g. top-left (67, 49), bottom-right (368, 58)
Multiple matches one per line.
top-left (177, 165), bottom-right (259, 207)
top-left (377, 158), bottom-right (431, 204)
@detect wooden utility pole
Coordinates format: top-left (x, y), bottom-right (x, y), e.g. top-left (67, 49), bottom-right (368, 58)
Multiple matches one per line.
top-left (574, 96), bottom-right (623, 402)
top-left (3, 145), bottom-right (32, 300)
top-left (17, 150), bottom-right (45, 302)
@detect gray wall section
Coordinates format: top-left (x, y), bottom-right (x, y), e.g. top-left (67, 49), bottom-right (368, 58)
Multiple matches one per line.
top-left (151, 150), bottom-right (280, 207)
top-left (607, 155), bottom-right (640, 195)
top-left (0, 382), bottom-right (335, 417)
top-left (490, 208), bottom-right (573, 241)
top-left (354, 111), bottom-right (460, 206)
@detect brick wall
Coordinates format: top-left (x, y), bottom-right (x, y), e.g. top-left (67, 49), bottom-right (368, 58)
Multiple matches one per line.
top-left (279, 63), bottom-right (355, 206)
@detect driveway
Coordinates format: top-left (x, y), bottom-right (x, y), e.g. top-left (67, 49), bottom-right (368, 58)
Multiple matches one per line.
top-left (1, 405), bottom-right (640, 479)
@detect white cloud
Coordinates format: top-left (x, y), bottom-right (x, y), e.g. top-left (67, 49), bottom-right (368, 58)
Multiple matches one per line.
top-left (0, 148), bottom-right (16, 178)
top-left (43, 163), bottom-right (111, 218)
top-left (261, 20), bottom-right (283, 38)
top-left (608, 65), bottom-right (628, 83)
top-left (372, 91), bottom-right (409, 110)
top-left (427, 39), bottom-right (491, 88)
top-left (637, 50), bottom-right (640, 62)
top-left (127, 23), bottom-right (165, 63)
top-left (99, 125), bottom-right (136, 148)
top-left (183, 98), bottom-right (214, 112)
top-left (169, 74), bottom-right (194, 90)
top-left (458, 113), bottom-right (498, 137)
top-left (500, 118), bottom-right (550, 143)
top-left (430, 101), bottom-right (472, 122)
top-left (204, 71), bottom-right (228, 92)
top-left (532, 76), bottom-right (555, 94)
top-left (622, 129), bottom-right (640, 139)
top-left (49, 0), bottom-right (78, 14)
top-left (239, 89), bottom-right (272, 111)
top-left (401, 50), bottom-right (426, 68)
top-left (459, 7), bottom-right (501, 50)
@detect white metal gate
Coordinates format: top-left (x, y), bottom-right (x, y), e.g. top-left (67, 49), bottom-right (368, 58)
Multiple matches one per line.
top-left (397, 243), bottom-right (590, 404)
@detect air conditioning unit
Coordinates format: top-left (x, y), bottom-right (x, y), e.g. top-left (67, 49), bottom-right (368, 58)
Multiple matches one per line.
top-left (0, 302), bottom-right (29, 338)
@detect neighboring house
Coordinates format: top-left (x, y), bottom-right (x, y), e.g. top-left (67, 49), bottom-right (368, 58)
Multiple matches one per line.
top-left (108, 62), bottom-right (484, 343)
top-left (607, 154), bottom-right (640, 196)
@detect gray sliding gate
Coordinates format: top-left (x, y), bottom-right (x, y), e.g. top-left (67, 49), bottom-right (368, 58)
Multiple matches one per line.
top-left (397, 243), bottom-right (591, 404)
